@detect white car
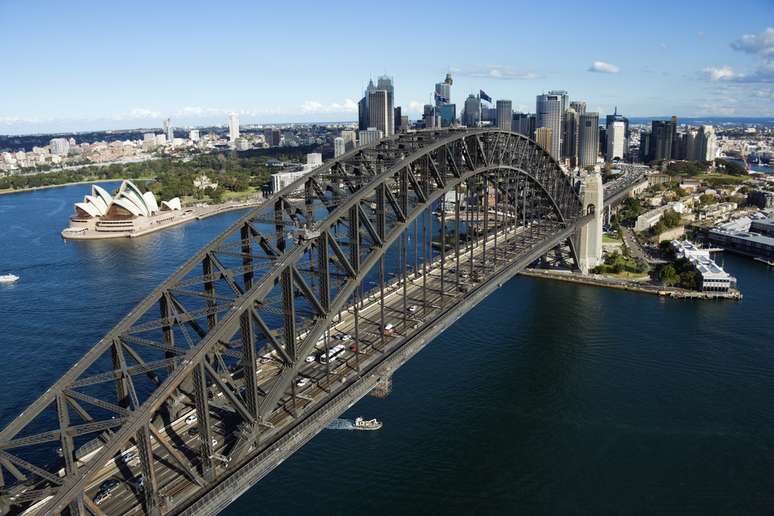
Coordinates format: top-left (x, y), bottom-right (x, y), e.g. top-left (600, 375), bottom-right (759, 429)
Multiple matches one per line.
top-left (338, 333), bottom-right (352, 342)
top-left (185, 414), bottom-right (197, 425)
top-left (210, 437), bottom-right (218, 447)
top-left (304, 355), bottom-right (316, 363)
top-left (296, 377), bottom-right (311, 387)
top-left (408, 305), bottom-right (418, 313)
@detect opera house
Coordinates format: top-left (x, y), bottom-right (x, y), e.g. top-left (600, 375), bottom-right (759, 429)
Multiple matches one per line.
top-left (63, 180), bottom-right (185, 238)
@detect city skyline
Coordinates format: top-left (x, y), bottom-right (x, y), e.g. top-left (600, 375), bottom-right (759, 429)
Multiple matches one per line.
top-left (0, 0), bottom-right (772, 134)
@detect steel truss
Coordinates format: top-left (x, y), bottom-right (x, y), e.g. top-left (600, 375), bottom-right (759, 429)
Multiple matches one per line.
top-left (0, 129), bottom-right (585, 516)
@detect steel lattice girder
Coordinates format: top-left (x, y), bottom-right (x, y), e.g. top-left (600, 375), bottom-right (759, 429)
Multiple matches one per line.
top-left (0, 128), bottom-right (584, 515)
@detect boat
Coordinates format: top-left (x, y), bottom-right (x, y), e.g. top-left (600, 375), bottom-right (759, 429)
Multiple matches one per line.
top-left (0, 274), bottom-right (19, 283)
top-left (353, 417), bottom-right (382, 431)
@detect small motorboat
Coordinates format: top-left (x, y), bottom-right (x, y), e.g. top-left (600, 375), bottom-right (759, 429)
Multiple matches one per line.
top-left (0, 274), bottom-right (19, 283)
top-left (353, 417), bottom-right (382, 431)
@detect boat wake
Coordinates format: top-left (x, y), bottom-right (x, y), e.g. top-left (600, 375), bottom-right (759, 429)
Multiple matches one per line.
top-left (325, 418), bottom-right (356, 430)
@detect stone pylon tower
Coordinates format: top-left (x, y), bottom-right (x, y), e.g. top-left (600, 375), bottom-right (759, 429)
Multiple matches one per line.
top-left (577, 172), bottom-right (604, 274)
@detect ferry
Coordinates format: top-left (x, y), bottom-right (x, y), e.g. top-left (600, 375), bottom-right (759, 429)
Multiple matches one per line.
top-left (353, 417), bottom-right (383, 430)
top-left (0, 274), bottom-right (19, 283)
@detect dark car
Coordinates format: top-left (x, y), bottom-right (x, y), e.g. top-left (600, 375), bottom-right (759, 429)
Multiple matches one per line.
top-left (188, 427), bottom-right (199, 437)
top-left (99, 478), bottom-right (119, 494)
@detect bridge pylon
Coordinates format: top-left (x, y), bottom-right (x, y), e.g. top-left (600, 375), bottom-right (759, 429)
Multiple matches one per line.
top-left (577, 172), bottom-right (604, 274)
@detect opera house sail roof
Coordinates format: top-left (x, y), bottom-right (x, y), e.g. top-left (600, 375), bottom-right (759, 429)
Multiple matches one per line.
top-left (73, 180), bottom-right (180, 220)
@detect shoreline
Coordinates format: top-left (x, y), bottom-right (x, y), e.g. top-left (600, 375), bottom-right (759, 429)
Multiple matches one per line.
top-left (519, 268), bottom-right (742, 300)
top-left (61, 199), bottom-right (263, 240)
top-left (0, 177), bottom-right (154, 196)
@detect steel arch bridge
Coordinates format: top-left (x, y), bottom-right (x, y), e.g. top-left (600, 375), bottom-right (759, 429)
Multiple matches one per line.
top-left (0, 128), bottom-right (592, 516)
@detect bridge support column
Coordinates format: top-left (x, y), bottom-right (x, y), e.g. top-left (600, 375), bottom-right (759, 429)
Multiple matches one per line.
top-left (577, 172), bottom-right (604, 274)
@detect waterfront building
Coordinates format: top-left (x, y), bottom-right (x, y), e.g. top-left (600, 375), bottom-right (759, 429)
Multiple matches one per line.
top-left (495, 100), bottom-right (512, 132)
top-left (334, 137), bottom-right (346, 157)
top-left (671, 240), bottom-right (737, 292)
top-left (578, 112), bottom-right (600, 168)
top-left (228, 113), bottom-right (240, 143)
top-left (49, 138), bottom-right (69, 156)
top-left (707, 228), bottom-right (774, 260)
top-left (271, 170), bottom-right (307, 193)
top-left (750, 218), bottom-right (774, 237)
top-left (535, 127), bottom-right (553, 154)
top-left (536, 93), bottom-right (563, 159)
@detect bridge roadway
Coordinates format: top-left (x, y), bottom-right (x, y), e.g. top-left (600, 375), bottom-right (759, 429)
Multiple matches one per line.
top-left (21, 217), bottom-right (578, 515)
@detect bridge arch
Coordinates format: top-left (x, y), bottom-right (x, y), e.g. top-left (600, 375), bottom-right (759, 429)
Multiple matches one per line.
top-left (0, 129), bottom-right (586, 515)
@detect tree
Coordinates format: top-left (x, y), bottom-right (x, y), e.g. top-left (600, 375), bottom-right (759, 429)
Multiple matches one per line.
top-left (660, 264), bottom-right (679, 286)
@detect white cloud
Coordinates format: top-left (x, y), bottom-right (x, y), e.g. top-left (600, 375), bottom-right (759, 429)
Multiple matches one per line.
top-left (588, 61), bottom-right (620, 74)
top-left (702, 66), bottom-right (740, 81)
top-left (451, 65), bottom-right (540, 80)
top-left (730, 27), bottom-right (774, 57)
top-left (113, 108), bottom-right (161, 120)
top-left (300, 99), bottom-right (357, 114)
top-left (406, 101), bottom-right (424, 115)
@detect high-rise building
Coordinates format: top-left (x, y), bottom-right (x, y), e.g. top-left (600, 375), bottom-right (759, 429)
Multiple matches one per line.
top-left (423, 104), bottom-right (438, 129)
top-left (376, 75), bottom-right (394, 137)
top-left (263, 128), bottom-right (281, 146)
top-left (535, 127), bottom-right (553, 154)
top-left (435, 81), bottom-right (451, 107)
top-left (496, 100), bottom-right (512, 131)
top-left (606, 120), bottom-right (626, 161)
top-left (341, 130), bottom-right (357, 150)
top-left (605, 108), bottom-right (629, 159)
top-left (189, 130), bottom-right (200, 142)
top-left (649, 117), bottom-right (677, 162)
top-left (394, 106), bottom-right (402, 133)
top-left (578, 112), bottom-right (600, 168)
top-left (570, 101), bottom-right (586, 114)
top-left (438, 104), bottom-right (456, 127)
top-left (163, 118), bottom-right (174, 145)
top-left (368, 90), bottom-right (390, 137)
top-left (512, 113), bottom-right (536, 139)
top-left (228, 113), bottom-right (240, 142)
top-left (699, 125), bottom-right (716, 161)
top-left (334, 137), bottom-right (346, 158)
top-left (49, 138), bottom-right (69, 156)
top-left (358, 79), bottom-right (376, 131)
top-left (536, 93), bottom-right (563, 159)
top-left (359, 128), bottom-right (383, 146)
top-left (462, 94), bottom-right (481, 127)
top-left (562, 108), bottom-right (579, 163)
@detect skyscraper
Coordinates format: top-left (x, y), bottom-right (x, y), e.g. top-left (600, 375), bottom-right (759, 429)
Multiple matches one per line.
top-left (189, 129), bottom-right (200, 142)
top-left (562, 108), bottom-right (579, 164)
top-left (496, 100), bottom-right (512, 131)
top-left (163, 118), bottom-right (173, 145)
top-left (649, 117), bottom-right (677, 162)
top-left (359, 128), bottom-right (382, 146)
top-left (394, 106), bottom-right (402, 133)
top-left (605, 107), bottom-right (629, 160)
top-left (578, 112), bottom-right (600, 168)
top-left (376, 75), bottom-right (394, 137)
top-left (228, 113), bottom-right (240, 143)
top-left (462, 94), bottom-right (481, 127)
top-left (49, 137), bottom-right (69, 156)
top-left (358, 79), bottom-right (376, 131)
top-left (512, 113), bottom-right (535, 138)
top-left (536, 93), bottom-right (563, 159)
top-left (368, 90), bottom-right (390, 137)
top-left (535, 127), bottom-right (553, 154)
top-left (699, 125), bottom-right (716, 161)
top-left (606, 120), bottom-right (626, 161)
top-left (570, 101), bottom-right (586, 114)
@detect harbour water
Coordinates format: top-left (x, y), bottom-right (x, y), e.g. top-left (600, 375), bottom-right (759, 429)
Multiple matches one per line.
top-left (1, 184), bottom-right (773, 514)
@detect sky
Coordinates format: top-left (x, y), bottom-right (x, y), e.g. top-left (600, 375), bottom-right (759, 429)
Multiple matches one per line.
top-left (0, 0), bottom-right (772, 135)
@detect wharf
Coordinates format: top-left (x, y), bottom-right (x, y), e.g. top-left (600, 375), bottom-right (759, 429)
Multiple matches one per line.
top-left (520, 269), bottom-right (742, 300)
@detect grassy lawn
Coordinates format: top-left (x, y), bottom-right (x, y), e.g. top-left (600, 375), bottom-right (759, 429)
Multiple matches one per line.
top-left (603, 234), bottom-right (622, 244)
top-left (695, 173), bottom-right (746, 185)
top-left (601, 271), bottom-right (650, 281)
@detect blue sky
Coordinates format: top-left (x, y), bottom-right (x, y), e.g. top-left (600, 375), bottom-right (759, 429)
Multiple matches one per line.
top-left (0, 0), bottom-right (772, 134)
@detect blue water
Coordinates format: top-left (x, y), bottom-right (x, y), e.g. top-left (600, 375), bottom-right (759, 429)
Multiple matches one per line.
top-left (1, 184), bottom-right (774, 514)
